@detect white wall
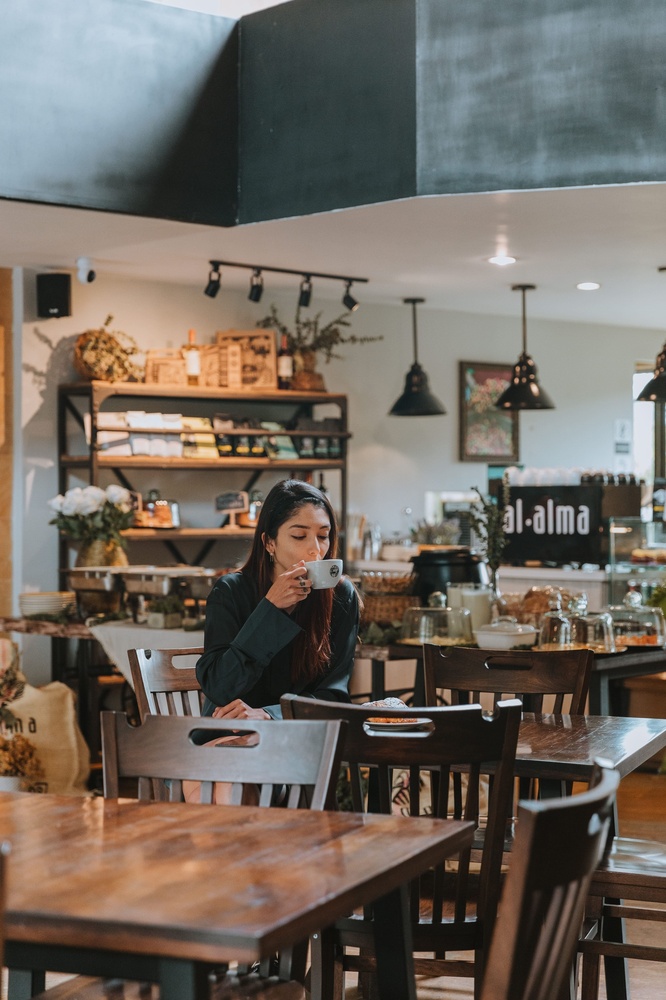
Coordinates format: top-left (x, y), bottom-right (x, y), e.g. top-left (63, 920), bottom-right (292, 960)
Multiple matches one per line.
top-left (15, 269), bottom-right (658, 678)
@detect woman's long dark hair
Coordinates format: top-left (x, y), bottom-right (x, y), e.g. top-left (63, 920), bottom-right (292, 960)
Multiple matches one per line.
top-left (241, 479), bottom-right (339, 683)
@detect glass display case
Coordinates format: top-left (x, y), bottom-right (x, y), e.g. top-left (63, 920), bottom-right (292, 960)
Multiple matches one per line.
top-left (607, 517), bottom-right (666, 604)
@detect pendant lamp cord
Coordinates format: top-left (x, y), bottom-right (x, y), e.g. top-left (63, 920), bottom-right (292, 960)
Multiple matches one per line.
top-left (521, 286), bottom-right (527, 354)
top-left (412, 299), bottom-right (419, 364)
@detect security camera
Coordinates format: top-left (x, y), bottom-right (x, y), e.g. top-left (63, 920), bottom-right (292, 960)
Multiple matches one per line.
top-left (76, 257), bottom-right (96, 284)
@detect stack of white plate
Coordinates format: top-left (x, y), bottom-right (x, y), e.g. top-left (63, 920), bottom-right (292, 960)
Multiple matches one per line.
top-left (18, 591), bottom-right (76, 616)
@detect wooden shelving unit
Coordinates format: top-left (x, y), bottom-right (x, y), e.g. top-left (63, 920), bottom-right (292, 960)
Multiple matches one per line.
top-left (57, 381), bottom-right (350, 569)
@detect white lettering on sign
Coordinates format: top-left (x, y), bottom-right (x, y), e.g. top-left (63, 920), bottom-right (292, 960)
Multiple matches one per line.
top-left (504, 501), bottom-right (590, 536)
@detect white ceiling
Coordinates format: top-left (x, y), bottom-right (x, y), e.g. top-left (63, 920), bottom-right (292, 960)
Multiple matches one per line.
top-left (7, 183), bottom-right (666, 331)
top-left (4, 0), bottom-right (666, 334)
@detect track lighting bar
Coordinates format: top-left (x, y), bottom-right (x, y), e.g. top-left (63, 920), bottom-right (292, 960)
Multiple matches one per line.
top-left (208, 259), bottom-right (368, 286)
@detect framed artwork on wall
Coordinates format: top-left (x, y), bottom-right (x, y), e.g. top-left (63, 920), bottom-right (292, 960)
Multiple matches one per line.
top-left (459, 361), bottom-right (519, 463)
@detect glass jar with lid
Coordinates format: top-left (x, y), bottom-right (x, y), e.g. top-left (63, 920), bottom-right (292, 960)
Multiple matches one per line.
top-left (400, 607), bottom-right (473, 646)
top-left (603, 589), bottom-right (666, 648)
top-left (538, 593), bottom-right (615, 653)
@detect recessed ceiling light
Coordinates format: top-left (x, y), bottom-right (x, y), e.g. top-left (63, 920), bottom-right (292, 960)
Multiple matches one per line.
top-left (576, 281), bottom-right (601, 291)
top-left (488, 254), bottom-right (517, 266)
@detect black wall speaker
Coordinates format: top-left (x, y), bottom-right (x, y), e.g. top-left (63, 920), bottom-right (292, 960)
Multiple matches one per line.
top-left (36, 273), bottom-right (71, 318)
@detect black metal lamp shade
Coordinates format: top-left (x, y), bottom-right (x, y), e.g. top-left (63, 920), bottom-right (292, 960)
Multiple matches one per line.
top-left (389, 361), bottom-right (447, 416)
top-left (496, 352), bottom-right (555, 410)
top-left (636, 342), bottom-right (666, 402)
top-left (388, 297), bottom-right (446, 416)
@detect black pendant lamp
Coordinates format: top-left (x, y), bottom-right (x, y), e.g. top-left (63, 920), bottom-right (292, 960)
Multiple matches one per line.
top-left (388, 298), bottom-right (446, 416)
top-left (496, 284), bottom-right (555, 411)
top-left (636, 268), bottom-right (666, 402)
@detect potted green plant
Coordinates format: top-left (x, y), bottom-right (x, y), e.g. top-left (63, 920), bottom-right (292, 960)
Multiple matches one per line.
top-left (256, 305), bottom-right (382, 390)
top-left (468, 472), bottom-right (511, 611)
top-left (147, 593), bottom-right (185, 630)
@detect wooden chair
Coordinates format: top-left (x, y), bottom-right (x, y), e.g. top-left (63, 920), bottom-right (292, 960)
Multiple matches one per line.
top-left (24, 712), bottom-right (341, 1000)
top-left (423, 643), bottom-right (593, 802)
top-left (423, 645), bottom-right (666, 1000)
top-left (480, 766), bottom-right (620, 1000)
top-left (127, 646), bottom-right (204, 721)
top-left (577, 837), bottom-right (666, 999)
top-left (101, 710), bottom-right (344, 811)
top-left (281, 693), bottom-right (522, 1000)
top-left (422, 643), bottom-right (593, 716)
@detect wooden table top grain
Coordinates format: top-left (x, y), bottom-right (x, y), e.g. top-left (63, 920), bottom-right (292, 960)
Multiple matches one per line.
top-left (0, 793), bottom-right (473, 967)
top-left (515, 713), bottom-right (666, 781)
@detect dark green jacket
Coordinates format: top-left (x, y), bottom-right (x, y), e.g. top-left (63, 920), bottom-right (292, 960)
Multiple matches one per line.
top-left (196, 571), bottom-right (359, 718)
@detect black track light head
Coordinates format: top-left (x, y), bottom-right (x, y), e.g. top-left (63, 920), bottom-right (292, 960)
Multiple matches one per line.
top-left (204, 262), bottom-right (221, 299)
top-left (298, 276), bottom-right (313, 309)
top-left (248, 269), bottom-right (264, 303)
top-left (342, 280), bottom-right (359, 312)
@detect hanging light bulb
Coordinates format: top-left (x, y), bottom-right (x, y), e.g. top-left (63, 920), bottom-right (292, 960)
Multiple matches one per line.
top-left (496, 284), bottom-right (555, 410)
top-left (388, 298), bottom-right (446, 416)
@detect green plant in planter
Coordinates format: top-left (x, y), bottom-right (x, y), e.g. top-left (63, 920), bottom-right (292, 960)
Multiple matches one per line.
top-left (256, 304), bottom-right (382, 364)
top-left (468, 472), bottom-right (511, 596)
top-left (149, 594), bottom-right (184, 616)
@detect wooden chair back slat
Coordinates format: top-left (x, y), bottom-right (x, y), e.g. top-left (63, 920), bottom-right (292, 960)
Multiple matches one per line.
top-left (101, 711), bottom-right (345, 813)
top-left (480, 767), bottom-right (619, 1000)
top-left (423, 644), bottom-right (592, 716)
top-left (128, 646), bottom-right (205, 721)
top-left (281, 693), bottom-right (522, 992)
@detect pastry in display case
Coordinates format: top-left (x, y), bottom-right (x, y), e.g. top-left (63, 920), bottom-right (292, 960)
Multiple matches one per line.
top-left (603, 589), bottom-right (666, 647)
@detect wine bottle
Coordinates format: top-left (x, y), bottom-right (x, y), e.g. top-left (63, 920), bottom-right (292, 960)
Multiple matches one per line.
top-left (183, 328), bottom-right (201, 386)
top-left (277, 333), bottom-right (294, 390)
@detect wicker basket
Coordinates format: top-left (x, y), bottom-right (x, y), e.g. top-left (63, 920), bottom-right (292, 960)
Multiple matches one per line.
top-left (360, 570), bottom-right (413, 595)
top-left (73, 322), bottom-right (142, 382)
top-left (361, 593), bottom-right (420, 626)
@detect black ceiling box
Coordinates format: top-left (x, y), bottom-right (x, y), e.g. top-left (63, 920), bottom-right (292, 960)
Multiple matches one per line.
top-left (36, 273), bottom-right (71, 318)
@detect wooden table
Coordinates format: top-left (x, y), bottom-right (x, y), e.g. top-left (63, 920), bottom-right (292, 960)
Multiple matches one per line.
top-left (591, 646), bottom-right (666, 715)
top-left (515, 712), bottom-right (666, 782)
top-left (0, 793), bottom-right (473, 1000)
top-left (355, 642), bottom-right (666, 716)
top-left (515, 712), bottom-right (666, 1000)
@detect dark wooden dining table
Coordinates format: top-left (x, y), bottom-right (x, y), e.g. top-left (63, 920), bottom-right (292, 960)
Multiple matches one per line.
top-left (0, 792), bottom-right (473, 1000)
top-left (515, 711), bottom-right (666, 782)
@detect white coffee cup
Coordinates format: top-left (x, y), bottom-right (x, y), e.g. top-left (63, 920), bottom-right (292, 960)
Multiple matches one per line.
top-left (304, 559), bottom-right (344, 589)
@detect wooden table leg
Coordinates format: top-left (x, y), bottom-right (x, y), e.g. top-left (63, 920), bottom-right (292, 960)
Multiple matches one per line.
top-left (158, 958), bottom-right (210, 1000)
top-left (7, 969), bottom-right (46, 1000)
top-left (371, 658), bottom-right (386, 701)
top-left (372, 884), bottom-right (417, 1000)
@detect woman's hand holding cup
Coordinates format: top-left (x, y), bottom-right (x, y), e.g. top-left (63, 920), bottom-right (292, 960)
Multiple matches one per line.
top-left (266, 561), bottom-right (312, 609)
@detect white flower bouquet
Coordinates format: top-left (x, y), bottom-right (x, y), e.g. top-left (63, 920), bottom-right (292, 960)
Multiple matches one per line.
top-left (48, 485), bottom-right (134, 546)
